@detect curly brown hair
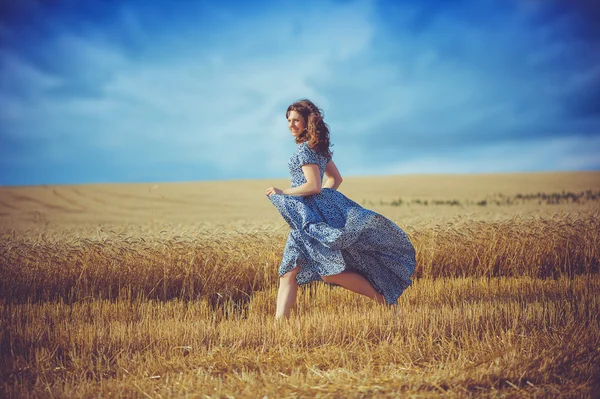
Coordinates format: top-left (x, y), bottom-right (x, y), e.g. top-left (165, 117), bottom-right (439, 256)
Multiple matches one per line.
top-left (286, 99), bottom-right (333, 159)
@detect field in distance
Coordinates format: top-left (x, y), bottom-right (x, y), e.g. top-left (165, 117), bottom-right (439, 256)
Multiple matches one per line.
top-left (1, 171), bottom-right (599, 398)
top-left (1, 171), bottom-right (599, 233)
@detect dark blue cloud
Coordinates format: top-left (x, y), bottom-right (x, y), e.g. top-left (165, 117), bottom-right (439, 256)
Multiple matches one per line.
top-left (344, 0), bottom-right (600, 153)
top-left (0, 0), bottom-right (231, 101)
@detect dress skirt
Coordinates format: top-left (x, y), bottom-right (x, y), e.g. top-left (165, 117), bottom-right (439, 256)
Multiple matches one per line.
top-left (269, 188), bottom-right (416, 304)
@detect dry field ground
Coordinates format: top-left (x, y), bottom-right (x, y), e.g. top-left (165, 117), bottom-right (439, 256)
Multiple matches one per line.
top-left (1, 171), bottom-right (599, 398)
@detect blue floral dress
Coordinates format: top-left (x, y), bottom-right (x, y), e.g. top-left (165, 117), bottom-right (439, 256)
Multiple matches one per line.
top-left (268, 142), bottom-right (416, 304)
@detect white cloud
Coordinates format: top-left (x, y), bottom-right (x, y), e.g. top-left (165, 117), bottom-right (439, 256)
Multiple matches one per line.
top-left (0, 0), bottom-right (379, 178)
top-left (0, 53), bottom-right (62, 120)
top-left (371, 135), bottom-right (600, 175)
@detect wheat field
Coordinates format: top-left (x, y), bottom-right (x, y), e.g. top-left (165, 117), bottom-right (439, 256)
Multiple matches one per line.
top-left (1, 171), bottom-right (600, 398)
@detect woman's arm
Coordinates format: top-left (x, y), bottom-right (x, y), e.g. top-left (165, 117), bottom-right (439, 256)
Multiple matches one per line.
top-left (265, 164), bottom-right (322, 197)
top-left (323, 160), bottom-right (343, 190)
top-left (283, 164), bottom-right (321, 196)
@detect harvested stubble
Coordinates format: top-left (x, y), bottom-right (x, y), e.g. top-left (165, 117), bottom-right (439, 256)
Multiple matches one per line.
top-left (1, 213), bottom-right (599, 397)
top-left (1, 277), bottom-right (599, 397)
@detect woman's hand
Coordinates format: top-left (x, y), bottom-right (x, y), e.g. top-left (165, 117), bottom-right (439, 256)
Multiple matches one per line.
top-left (265, 186), bottom-right (283, 196)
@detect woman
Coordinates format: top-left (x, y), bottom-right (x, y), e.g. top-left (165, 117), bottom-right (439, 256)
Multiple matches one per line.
top-left (265, 99), bottom-right (416, 319)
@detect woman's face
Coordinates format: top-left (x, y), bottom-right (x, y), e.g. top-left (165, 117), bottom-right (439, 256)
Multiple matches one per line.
top-left (287, 110), bottom-right (306, 137)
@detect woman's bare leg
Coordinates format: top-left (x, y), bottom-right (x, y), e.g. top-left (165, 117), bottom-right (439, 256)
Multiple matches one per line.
top-left (321, 271), bottom-right (387, 304)
top-left (275, 267), bottom-right (300, 319)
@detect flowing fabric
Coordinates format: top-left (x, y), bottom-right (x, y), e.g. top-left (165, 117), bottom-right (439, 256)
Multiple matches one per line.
top-left (269, 142), bottom-right (416, 304)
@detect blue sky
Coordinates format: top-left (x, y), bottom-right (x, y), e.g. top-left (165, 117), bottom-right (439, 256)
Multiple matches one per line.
top-left (1, 0), bottom-right (599, 186)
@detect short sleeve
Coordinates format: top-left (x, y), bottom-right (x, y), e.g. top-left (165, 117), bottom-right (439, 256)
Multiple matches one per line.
top-left (297, 143), bottom-right (320, 166)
